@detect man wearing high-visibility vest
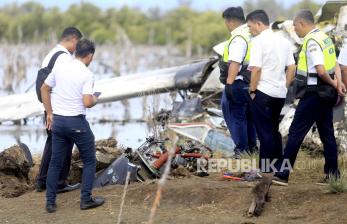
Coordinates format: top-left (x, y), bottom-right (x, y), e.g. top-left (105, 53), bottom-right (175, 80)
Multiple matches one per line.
top-left (274, 10), bottom-right (345, 186)
top-left (219, 7), bottom-right (257, 158)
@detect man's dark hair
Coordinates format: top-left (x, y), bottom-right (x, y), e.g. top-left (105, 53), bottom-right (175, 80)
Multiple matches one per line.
top-left (246, 10), bottom-right (270, 26)
top-left (222, 7), bottom-right (245, 23)
top-left (75, 39), bottom-right (95, 58)
top-left (295, 9), bottom-right (315, 24)
top-left (60, 27), bottom-right (83, 41)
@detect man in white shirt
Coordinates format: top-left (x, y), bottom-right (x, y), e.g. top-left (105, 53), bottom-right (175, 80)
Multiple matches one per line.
top-left (338, 38), bottom-right (347, 87)
top-left (35, 27), bottom-right (82, 193)
top-left (246, 10), bottom-right (296, 173)
top-left (274, 10), bottom-right (344, 186)
top-left (220, 7), bottom-right (257, 158)
top-left (41, 39), bottom-right (104, 213)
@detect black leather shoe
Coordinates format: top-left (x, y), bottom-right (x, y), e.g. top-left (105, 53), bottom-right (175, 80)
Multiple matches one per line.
top-left (80, 196), bottom-right (105, 210)
top-left (35, 181), bottom-right (46, 192)
top-left (46, 204), bottom-right (57, 213)
top-left (57, 183), bottom-right (81, 194)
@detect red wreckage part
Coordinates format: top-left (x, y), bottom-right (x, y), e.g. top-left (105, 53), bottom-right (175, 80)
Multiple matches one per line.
top-left (152, 146), bottom-right (210, 169)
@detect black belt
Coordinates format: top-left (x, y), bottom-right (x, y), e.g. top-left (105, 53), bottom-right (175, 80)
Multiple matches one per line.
top-left (308, 72), bottom-right (335, 78)
top-left (53, 114), bottom-right (85, 118)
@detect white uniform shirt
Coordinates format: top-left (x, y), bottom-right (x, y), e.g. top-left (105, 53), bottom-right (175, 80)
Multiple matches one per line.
top-left (249, 29), bottom-right (295, 98)
top-left (227, 26), bottom-right (248, 78)
top-left (338, 37), bottom-right (347, 66)
top-left (41, 44), bottom-right (71, 68)
top-left (305, 28), bottom-right (325, 73)
top-left (45, 59), bottom-right (94, 116)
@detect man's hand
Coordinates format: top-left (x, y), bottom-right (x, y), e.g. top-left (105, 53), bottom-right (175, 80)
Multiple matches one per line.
top-left (83, 94), bottom-right (98, 108)
top-left (225, 84), bottom-right (233, 100)
top-left (337, 82), bottom-right (346, 97)
top-left (46, 113), bottom-right (53, 130)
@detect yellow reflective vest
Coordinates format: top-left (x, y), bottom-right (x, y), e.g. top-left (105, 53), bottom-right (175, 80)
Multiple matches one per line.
top-left (222, 29), bottom-right (251, 65)
top-left (297, 29), bottom-right (336, 77)
top-left (294, 29), bottom-right (337, 99)
top-left (219, 27), bottom-right (251, 84)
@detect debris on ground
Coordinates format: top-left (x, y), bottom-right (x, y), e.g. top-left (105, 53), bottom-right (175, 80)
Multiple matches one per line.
top-left (223, 171), bottom-right (261, 182)
top-left (168, 123), bottom-right (235, 157)
top-left (93, 156), bottom-right (139, 187)
top-left (130, 136), bottom-right (212, 181)
top-left (69, 137), bottom-right (123, 184)
top-left (248, 174), bottom-right (272, 217)
top-left (0, 143), bottom-right (33, 198)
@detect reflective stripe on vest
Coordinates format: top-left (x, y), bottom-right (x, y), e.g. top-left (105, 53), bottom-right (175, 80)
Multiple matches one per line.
top-left (222, 28), bottom-right (251, 66)
top-left (297, 29), bottom-right (336, 77)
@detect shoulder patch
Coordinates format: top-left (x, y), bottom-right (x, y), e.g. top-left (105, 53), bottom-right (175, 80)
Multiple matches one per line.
top-left (308, 42), bottom-right (318, 49)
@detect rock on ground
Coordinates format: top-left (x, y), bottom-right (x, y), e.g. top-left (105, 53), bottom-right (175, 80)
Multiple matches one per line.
top-left (69, 137), bottom-right (123, 183)
top-left (0, 144), bottom-right (33, 198)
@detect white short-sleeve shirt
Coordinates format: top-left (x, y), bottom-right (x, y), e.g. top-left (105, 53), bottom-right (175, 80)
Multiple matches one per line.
top-left (227, 26), bottom-right (248, 74)
top-left (305, 29), bottom-right (325, 73)
top-left (45, 59), bottom-right (94, 116)
top-left (249, 29), bottom-right (295, 98)
top-left (41, 44), bottom-right (71, 68)
top-left (338, 38), bottom-right (347, 66)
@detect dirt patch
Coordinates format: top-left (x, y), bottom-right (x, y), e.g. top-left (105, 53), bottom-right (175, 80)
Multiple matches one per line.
top-left (0, 152), bottom-right (347, 224)
top-left (0, 173), bottom-right (32, 198)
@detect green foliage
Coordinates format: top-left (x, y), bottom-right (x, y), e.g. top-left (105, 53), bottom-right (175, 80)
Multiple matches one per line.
top-left (289, 0), bottom-right (321, 17)
top-left (90, 27), bottom-right (116, 44)
top-left (0, 0), bottom-right (325, 53)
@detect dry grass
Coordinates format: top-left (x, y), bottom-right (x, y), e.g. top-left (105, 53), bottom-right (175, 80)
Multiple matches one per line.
top-left (326, 173), bottom-right (347, 194)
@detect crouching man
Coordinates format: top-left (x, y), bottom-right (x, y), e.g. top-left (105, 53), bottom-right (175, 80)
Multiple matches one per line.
top-left (41, 39), bottom-right (104, 213)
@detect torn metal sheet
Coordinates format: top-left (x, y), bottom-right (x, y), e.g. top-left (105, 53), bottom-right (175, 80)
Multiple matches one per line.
top-left (199, 64), bottom-right (223, 93)
top-left (316, 0), bottom-right (347, 23)
top-left (171, 98), bottom-right (205, 121)
top-left (168, 123), bottom-right (235, 156)
top-left (93, 156), bottom-right (139, 187)
top-left (131, 137), bottom-right (165, 179)
top-left (336, 5), bottom-right (347, 34)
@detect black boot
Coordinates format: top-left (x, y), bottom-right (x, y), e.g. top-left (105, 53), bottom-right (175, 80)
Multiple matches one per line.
top-left (80, 196), bottom-right (105, 210)
top-left (46, 204), bottom-right (57, 213)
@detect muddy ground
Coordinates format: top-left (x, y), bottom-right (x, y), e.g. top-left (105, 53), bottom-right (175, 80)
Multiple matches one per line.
top-left (1, 152), bottom-right (347, 224)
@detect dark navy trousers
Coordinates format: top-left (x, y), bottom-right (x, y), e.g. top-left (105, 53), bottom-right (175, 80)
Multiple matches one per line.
top-left (275, 92), bottom-right (339, 180)
top-left (251, 90), bottom-right (285, 172)
top-left (46, 115), bottom-right (96, 205)
top-left (221, 80), bottom-right (257, 153)
top-left (36, 112), bottom-right (73, 187)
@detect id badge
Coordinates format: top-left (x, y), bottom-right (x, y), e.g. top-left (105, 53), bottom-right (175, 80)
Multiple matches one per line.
top-left (307, 76), bottom-right (318, 85)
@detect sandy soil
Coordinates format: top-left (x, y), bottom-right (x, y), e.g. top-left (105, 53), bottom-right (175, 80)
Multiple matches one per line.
top-left (1, 153), bottom-right (347, 224)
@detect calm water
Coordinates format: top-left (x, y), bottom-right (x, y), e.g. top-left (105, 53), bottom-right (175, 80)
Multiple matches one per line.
top-left (0, 45), bottom-right (179, 154)
top-left (0, 96), bottom-right (171, 154)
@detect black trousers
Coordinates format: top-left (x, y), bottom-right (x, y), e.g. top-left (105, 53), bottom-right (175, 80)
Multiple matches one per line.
top-left (36, 113), bottom-right (73, 187)
top-left (275, 92), bottom-right (339, 180)
top-left (251, 90), bottom-right (285, 172)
